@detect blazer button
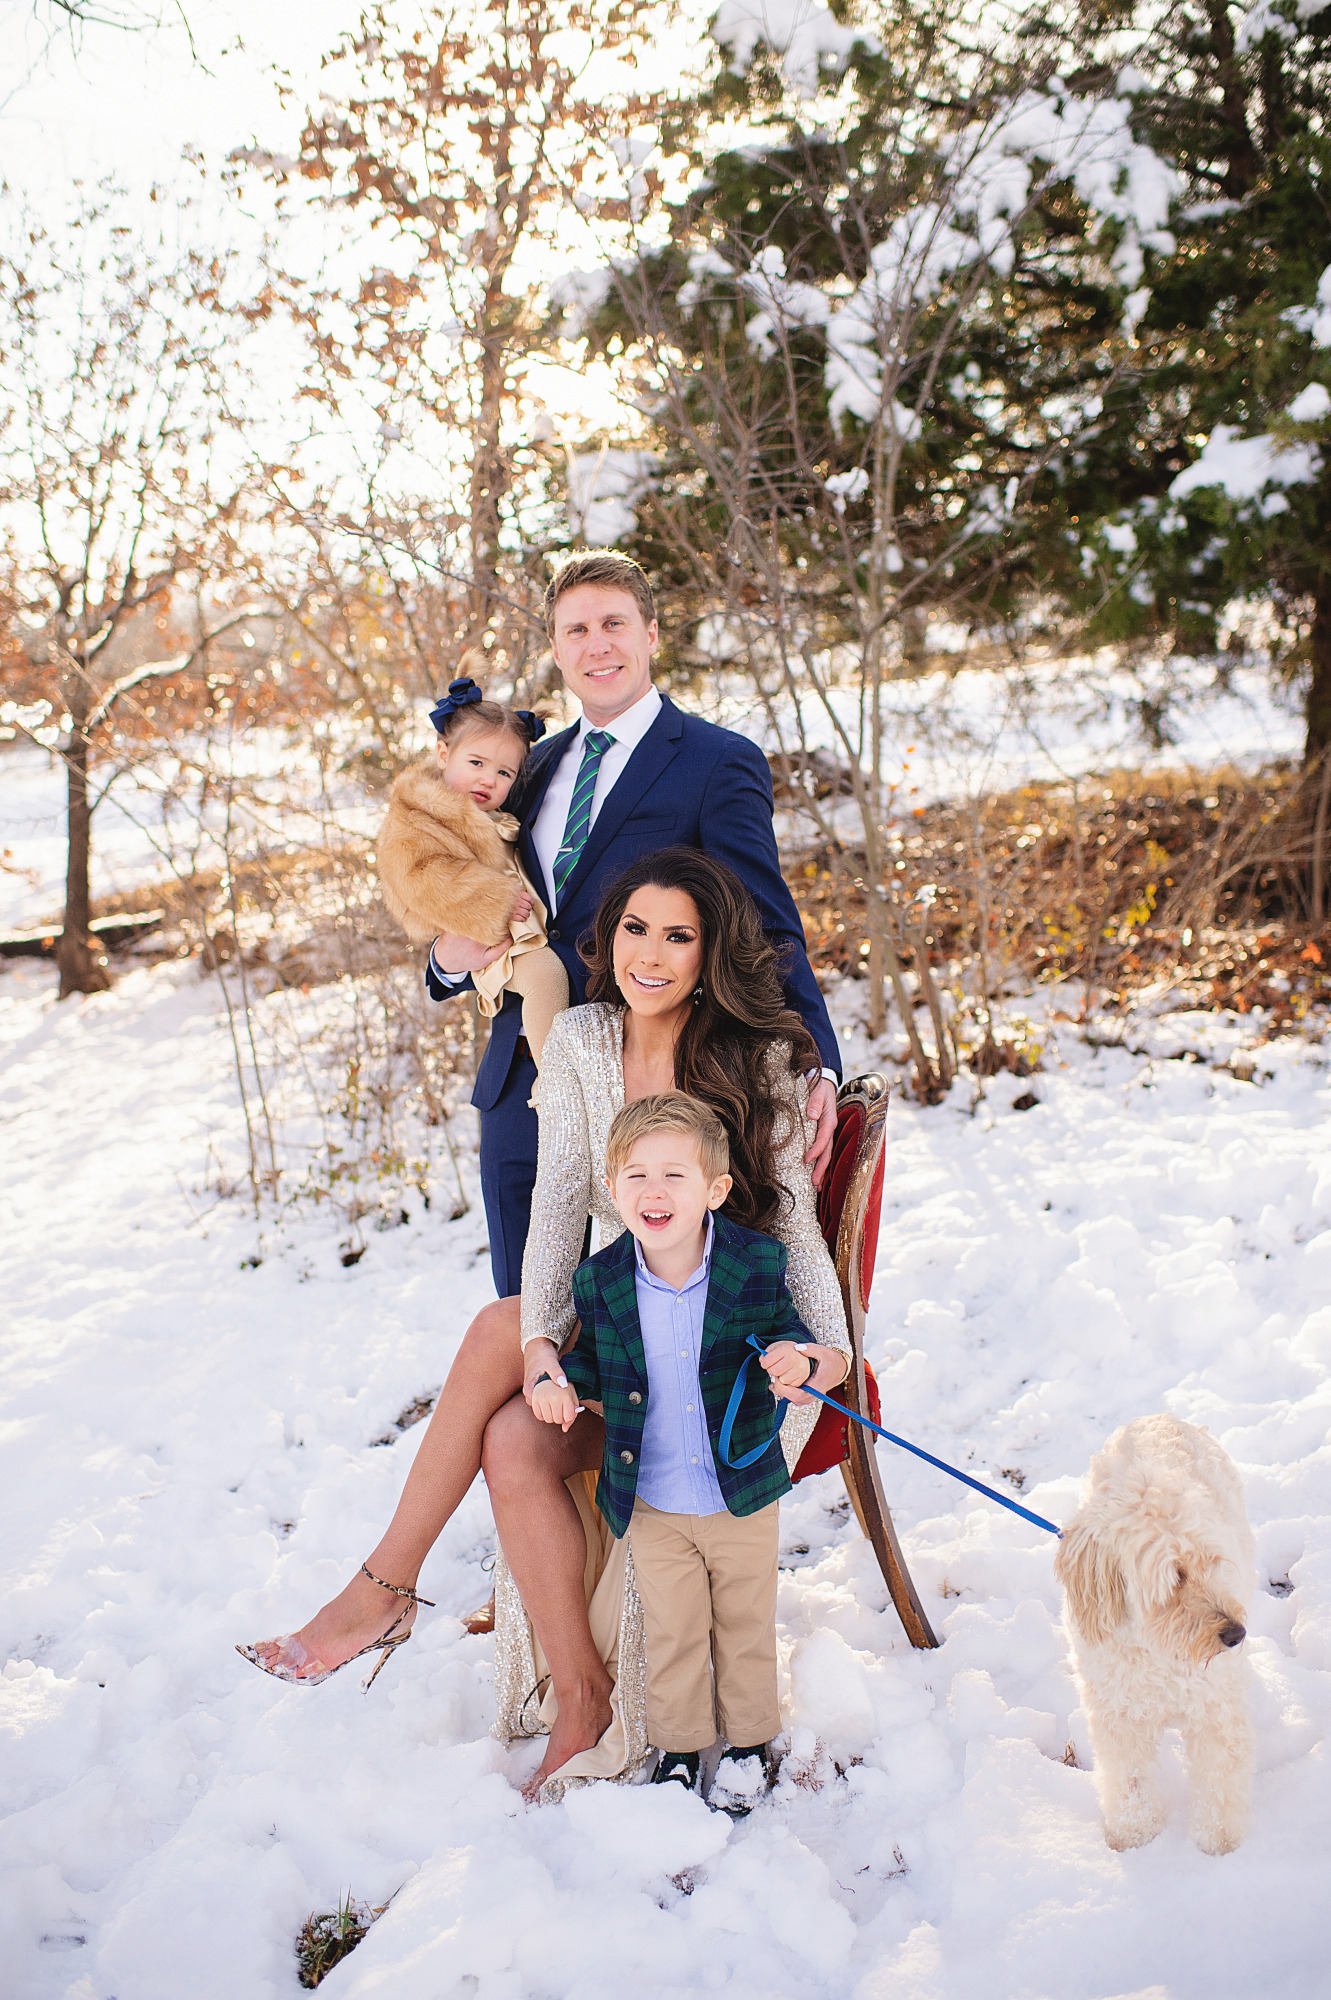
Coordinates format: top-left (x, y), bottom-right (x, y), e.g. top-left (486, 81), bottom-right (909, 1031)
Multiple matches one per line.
top-left (548, 925), bottom-right (561, 941)
top-left (619, 1449), bottom-right (634, 1464)
top-left (628, 1391), bottom-right (642, 1405)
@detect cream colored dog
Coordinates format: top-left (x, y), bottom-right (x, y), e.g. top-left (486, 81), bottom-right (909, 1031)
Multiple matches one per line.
top-left (1055, 1414), bottom-right (1255, 1855)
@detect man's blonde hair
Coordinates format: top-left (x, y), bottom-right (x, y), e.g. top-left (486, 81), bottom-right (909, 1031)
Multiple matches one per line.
top-left (544, 549), bottom-right (656, 637)
top-left (604, 1091), bottom-right (730, 1184)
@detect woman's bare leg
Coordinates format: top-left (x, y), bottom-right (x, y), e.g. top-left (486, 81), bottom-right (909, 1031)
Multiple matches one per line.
top-left (482, 1393), bottom-right (612, 1791)
top-left (250, 1297), bottom-right (524, 1676)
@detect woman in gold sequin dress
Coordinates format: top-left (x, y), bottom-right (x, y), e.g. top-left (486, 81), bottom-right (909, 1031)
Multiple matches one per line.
top-left (239, 850), bottom-right (849, 1793)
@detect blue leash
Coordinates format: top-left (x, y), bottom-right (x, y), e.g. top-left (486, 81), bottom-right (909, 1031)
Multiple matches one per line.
top-left (719, 1334), bottom-right (1062, 1539)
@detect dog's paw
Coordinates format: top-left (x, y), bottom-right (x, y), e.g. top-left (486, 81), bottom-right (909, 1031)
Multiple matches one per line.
top-left (1192, 1814), bottom-right (1245, 1856)
top-left (1104, 1818), bottom-right (1164, 1851)
top-left (1103, 1790), bottom-right (1167, 1851)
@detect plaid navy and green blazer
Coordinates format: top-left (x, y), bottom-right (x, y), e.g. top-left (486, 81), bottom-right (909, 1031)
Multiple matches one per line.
top-left (564, 1211), bottom-right (814, 1538)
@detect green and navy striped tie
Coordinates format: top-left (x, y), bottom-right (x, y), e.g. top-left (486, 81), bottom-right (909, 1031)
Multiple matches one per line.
top-left (551, 728), bottom-right (614, 902)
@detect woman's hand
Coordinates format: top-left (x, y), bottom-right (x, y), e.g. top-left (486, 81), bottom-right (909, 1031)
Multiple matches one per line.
top-left (760, 1340), bottom-right (848, 1407)
top-left (511, 889), bottom-right (535, 924)
top-left (522, 1338), bottom-right (565, 1403)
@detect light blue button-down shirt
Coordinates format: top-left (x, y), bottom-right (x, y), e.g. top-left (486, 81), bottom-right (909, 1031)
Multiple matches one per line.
top-left (634, 1213), bottom-right (727, 1516)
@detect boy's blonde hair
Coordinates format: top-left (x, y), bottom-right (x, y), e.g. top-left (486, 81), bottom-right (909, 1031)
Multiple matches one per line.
top-left (605, 1091), bottom-right (730, 1184)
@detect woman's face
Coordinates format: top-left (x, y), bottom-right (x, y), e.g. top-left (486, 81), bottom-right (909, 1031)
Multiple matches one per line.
top-left (612, 885), bottom-right (705, 1021)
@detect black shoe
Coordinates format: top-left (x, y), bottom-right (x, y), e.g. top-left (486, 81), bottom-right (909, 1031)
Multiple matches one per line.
top-left (709, 1743), bottom-right (775, 1817)
top-left (651, 1749), bottom-right (701, 1792)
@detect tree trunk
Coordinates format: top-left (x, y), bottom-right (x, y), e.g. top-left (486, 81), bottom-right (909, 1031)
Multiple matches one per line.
top-left (865, 927), bottom-right (886, 1040)
top-left (1309, 573), bottom-right (1331, 923)
top-left (56, 698), bottom-right (111, 999)
top-left (1307, 570), bottom-right (1331, 766)
top-left (465, 286), bottom-right (510, 650)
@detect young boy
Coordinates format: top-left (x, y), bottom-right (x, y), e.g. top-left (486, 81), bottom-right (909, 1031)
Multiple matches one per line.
top-left (531, 1091), bottom-right (844, 1814)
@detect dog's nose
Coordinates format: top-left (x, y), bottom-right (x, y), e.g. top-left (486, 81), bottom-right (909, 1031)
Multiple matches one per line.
top-left (1219, 1621), bottom-right (1246, 1649)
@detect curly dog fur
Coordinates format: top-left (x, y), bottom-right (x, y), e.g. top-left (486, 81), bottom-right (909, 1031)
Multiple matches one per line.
top-left (1055, 1414), bottom-right (1255, 1855)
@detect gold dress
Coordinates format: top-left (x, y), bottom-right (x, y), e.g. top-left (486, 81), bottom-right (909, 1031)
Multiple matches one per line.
top-left (491, 1002), bottom-right (850, 1796)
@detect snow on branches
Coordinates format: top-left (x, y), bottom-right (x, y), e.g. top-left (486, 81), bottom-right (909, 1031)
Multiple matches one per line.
top-left (567, 447), bottom-right (659, 544)
top-left (711, 0), bottom-right (879, 99)
top-left (1169, 425), bottom-right (1321, 517)
top-left (1236, 0), bottom-right (1331, 52)
top-left (717, 84), bottom-right (1181, 433)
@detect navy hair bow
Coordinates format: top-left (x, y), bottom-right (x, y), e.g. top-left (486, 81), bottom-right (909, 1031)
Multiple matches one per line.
top-left (429, 677), bottom-right (483, 734)
top-left (429, 677), bottom-right (546, 745)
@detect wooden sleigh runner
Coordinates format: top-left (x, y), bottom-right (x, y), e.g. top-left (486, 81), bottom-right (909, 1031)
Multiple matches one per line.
top-left (792, 1074), bottom-right (938, 1650)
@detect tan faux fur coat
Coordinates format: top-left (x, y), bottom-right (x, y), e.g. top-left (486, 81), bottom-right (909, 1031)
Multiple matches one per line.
top-left (377, 758), bottom-right (528, 946)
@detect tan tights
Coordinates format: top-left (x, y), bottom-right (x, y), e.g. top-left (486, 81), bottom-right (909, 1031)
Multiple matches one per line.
top-left (505, 944), bottom-right (569, 1067)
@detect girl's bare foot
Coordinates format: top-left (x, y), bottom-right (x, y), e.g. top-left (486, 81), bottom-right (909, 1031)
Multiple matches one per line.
top-left (521, 1677), bottom-right (614, 1800)
top-left (248, 1568), bottom-right (412, 1679)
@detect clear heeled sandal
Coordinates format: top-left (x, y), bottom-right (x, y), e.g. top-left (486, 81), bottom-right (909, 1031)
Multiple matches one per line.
top-left (235, 1564), bottom-right (435, 1691)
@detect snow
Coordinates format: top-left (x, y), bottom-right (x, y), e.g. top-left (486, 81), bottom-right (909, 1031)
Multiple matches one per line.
top-left (1169, 423), bottom-right (1321, 506)
top-left (1100, 519), bottom-right (1138, 554)
top-left (711, 0), bottom-right (880, 99)
top-left (678, 246), bottom-right (735, 315)
top-left (566, 448), bottom-right (659, 546)
top-left (549, 268), bottom-right (613, 338)
top-left (3, 939), bottom-right (1330, 1997)
top-left (1237, 0), bottom-right (1331, 48)
top-left (1287, 381), bottom-right (1331, 423)
top-left (825, 468), bottom-right (869, 513)
top-left (0, 732), bottom-right (384, 932)
top-left (732, 649), bottom-right (1303, 819)
top-left (1284, 264), bottom-right (1331, 348)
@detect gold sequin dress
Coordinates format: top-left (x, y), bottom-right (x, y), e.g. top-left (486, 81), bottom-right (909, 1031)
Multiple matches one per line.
top-left (491, 1002), bottom-right (850, 1797)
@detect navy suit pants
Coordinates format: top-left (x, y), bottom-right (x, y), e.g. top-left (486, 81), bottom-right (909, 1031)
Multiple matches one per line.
top-left (478, 1050), bottom-right (540, 1298)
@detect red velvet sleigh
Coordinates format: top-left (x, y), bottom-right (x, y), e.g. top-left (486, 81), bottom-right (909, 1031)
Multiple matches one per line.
top-left (791, 1075), bottom-right (937, 1649)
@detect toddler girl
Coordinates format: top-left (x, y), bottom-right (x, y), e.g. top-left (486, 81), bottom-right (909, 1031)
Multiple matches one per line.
top-left (377, 676), bottom-right (569, 1067)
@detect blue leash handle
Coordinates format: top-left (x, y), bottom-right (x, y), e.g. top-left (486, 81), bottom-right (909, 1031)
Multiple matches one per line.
top-left (720, 1334), bottom-right (1062, 1539)
top-left (717, 1342), bottom-right (787, 1469)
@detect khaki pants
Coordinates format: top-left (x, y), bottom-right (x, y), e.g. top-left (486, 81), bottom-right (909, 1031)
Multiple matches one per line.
top-left (630, 1498), bottom-right (781, 1753)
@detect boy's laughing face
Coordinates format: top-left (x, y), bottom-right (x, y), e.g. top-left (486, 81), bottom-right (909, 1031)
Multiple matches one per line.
top-left (609, 1129), bottom-right (731, 1263)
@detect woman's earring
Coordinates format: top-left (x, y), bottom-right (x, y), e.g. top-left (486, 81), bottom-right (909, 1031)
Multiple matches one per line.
top-left (692, 984), bottom-right (703, 1005)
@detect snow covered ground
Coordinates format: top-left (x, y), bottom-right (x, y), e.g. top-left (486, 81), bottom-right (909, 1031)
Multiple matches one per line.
top-left (2, 948), bottom-right (1329, 2000)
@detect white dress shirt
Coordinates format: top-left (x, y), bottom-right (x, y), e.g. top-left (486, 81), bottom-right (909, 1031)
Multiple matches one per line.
top-left (530, 684), bottom-right (662, 913)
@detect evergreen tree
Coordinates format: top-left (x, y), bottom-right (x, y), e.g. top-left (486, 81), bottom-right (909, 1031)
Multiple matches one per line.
top-left (562, 0), bottom-right (1194, 1022)
top-left (1030, 0), bottom-right (1331, 764)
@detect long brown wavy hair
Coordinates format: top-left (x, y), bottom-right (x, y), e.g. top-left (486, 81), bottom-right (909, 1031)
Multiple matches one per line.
top-left (581, 848), bottom-right (819, 1233)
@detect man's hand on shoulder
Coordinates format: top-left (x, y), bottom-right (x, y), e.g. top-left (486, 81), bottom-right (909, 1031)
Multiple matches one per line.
top-left (432, 930), bottom-right (511, 976)
top-left (804, 1076), bottom-right (837, 1189)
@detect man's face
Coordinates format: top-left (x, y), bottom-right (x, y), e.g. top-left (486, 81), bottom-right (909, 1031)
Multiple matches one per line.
top-left (550, 583), bottom-right (657, 725)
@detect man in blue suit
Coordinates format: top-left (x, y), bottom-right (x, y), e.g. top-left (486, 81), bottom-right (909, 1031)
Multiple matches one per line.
top-left (426, 550), bottom-right (840, 1295)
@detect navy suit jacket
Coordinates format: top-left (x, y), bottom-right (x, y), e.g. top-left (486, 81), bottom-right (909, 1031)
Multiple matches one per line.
top-left (425, 692), bottom-right (839, 1112)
